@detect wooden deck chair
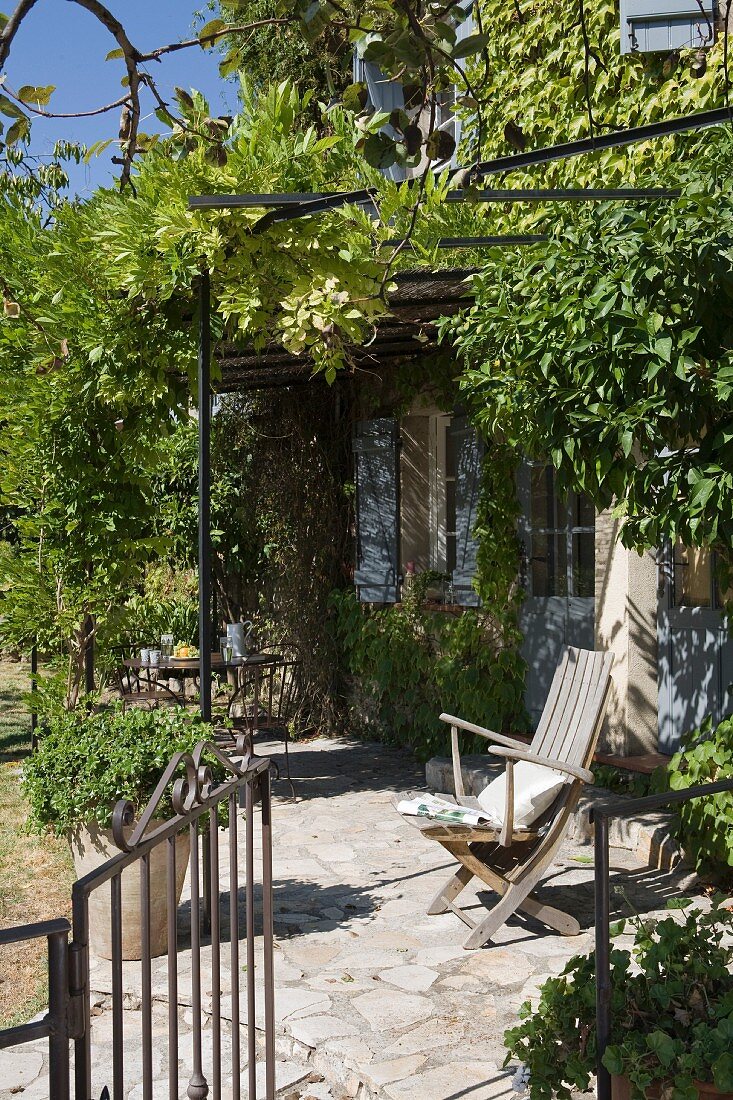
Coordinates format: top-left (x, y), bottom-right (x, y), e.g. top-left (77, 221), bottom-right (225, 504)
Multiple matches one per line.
top-left (401, 646), bottom-right (613, 950)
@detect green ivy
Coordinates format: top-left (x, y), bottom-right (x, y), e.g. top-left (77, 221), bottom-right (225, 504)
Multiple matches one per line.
top-left (504, 898), bottom-right (733, 1100)
top-left (332, 588), bottom-right (526, 761)
top-left (668, 716), bottom-right (733, 882)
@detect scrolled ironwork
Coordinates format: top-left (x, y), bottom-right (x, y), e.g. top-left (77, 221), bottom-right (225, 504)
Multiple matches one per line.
top-left (110, 739), bottom-right (255, 853)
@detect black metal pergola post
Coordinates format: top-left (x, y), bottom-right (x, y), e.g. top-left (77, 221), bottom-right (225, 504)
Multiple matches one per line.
top-left (198, 270), bottom-right (212, 723)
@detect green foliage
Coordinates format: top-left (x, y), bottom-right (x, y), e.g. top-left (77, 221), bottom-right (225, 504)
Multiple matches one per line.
top-left (466, 0), bottom-right (727, 182)
top-left (445, 140), bottom-right (733, 561)
top-left (215, 0), bottom-right (351, 106)
top-left (504, 898), bottom-right (733, 1100)
top-left (332, 588), bottom-right (526, 761)
top-left (21, 705), bottom-right (219, 836)
top-left (668, 716), bottom-right (733, 881)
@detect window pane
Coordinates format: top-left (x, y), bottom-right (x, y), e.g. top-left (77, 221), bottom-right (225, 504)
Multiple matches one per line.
top-left (573, 533), bottom-right (595, 597)
top-left (573, 492), bottom-right (595, 529)
top-left (674, 542), bottom-right (712, 607)
top-left (531, 466), bottom-right (556, 530)
top-left (531, 532), bottom-right (568, 597)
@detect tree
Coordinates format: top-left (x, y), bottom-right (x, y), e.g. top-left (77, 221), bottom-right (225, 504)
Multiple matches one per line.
top-left (443, 132), bottom-right (733, 568)
top-left (215, 0), bottom-right (352, 106)
top-left (0, 78), bottom-right (424, 705)
top-left (0, 0), bottom-right (492, 187)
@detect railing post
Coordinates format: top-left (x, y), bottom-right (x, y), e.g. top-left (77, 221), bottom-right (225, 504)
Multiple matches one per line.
top-left (71, 888), bottom-right (92, 1100)
top-left (593, 810), bottom-right (612, 1100)
top-left (260, 767), bottom-right (276, 1100)
top-left (198, 268), bottom-right (212, 725)
top-left (47, 927), bottom-right (70, 1100)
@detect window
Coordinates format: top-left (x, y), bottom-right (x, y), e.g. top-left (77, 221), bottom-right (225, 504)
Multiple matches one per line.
top-left (526, 464), bottom-right (595, 599)
top-left (354, 413), bottom-right (481, 605)
top-left (428, 414), bottom-right (457, 574)
top-left (672, 542), bottom-right (733, 609)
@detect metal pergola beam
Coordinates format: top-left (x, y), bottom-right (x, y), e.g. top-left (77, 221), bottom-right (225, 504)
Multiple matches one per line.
top-left (188, 186), bottom-right (680, 210)
top-left (381, 234), bottom-right (548, 248)
top-left (471, 105), bottom-right (730, 177)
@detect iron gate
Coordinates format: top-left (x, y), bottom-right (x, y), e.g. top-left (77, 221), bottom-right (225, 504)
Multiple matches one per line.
top-left (0, 739), bottom-right (275, 1100)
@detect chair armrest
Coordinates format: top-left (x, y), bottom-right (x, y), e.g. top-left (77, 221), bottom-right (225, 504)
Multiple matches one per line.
top-left (489, 745), bottom-right (594, 785)
top-left (438, 713), bottom-right (529, 751)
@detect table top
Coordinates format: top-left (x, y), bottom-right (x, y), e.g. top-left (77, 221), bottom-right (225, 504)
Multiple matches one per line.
top-left (123, 652), bottom-right (279, 671)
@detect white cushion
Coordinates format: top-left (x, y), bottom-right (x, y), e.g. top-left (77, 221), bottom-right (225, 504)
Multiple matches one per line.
top-left (477, 761), bottom-right (568, 830)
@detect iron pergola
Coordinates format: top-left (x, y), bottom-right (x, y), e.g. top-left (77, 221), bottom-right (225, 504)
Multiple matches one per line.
top-left (191, 102), bottom-right (727, 1099)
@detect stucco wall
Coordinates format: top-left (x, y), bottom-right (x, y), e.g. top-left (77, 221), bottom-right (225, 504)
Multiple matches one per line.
top-left (595, 510), bottom-right (659, 754)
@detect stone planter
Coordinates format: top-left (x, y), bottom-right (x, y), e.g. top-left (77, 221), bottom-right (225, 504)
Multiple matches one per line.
top-left (612, 1076), bottom-right (733, 1100)
top-left (69, 821), bottom-right (190, 961)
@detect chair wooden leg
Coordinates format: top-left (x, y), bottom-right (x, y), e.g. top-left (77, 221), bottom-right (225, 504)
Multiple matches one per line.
top-left (463, 878), bottom-right (536, 949)
top-left (427, 864), bottom-right (474, 916)
top-left (518, 895), bottom-right (581, 937)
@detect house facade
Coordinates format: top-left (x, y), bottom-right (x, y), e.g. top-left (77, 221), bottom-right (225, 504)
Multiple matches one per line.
top-left (352, 399), bottom-right (733, 759)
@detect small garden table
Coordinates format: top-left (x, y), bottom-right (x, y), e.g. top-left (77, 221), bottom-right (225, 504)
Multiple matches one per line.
top-left (122, 652), bottom-right (280, 717)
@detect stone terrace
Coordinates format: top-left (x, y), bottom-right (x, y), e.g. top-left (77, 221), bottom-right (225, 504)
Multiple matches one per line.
top-left (0, 736), bottom-right (698, 1100)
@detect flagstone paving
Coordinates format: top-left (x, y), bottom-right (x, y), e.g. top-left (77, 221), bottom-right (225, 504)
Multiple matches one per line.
top-left (0, 735), bottom-right (699, 1099)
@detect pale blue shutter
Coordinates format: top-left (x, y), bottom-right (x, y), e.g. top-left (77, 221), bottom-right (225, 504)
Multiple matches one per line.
top-left (352, 55), bottom-right (407, 182)
top-left (620, 0), bottom-right (716, 54)
top-left (450, 417), bottom-right (482, 607)
top-left (448, 0), bottom-right (475, 158)
top-left (354, 419), bottom-right (400, 602)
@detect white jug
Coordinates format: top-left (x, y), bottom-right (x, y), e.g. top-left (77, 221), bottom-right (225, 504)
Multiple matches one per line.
top-left (226, 620), bottom-right (254, 658)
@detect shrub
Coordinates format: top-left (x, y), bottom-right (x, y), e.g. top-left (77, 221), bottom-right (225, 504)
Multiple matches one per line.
top-left (22, 705), bottom-right (218, 836)
top-left (504, 899), bottom-right (733, 1100)
top-left (668, 715), bottom-right (733, 881)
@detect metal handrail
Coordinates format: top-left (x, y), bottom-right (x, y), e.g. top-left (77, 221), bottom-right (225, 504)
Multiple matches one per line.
top-left (0, 918), bottom-right (71, 1100)
top-left (591, 776), bottom-right (733, 1100)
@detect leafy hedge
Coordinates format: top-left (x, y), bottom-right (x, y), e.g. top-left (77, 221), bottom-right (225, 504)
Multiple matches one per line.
top-left (22, 705), bottom-right (219, 836)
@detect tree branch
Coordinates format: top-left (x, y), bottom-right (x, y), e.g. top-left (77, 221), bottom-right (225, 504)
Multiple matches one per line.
top-left (138, 19), bottom-right (293, 61)
top-left (0, 0), bottom-right (42, 69)
top-left (3, 83), bottom-right (131, 119)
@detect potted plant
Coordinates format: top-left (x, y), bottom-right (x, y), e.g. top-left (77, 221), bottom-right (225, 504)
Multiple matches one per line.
top-left (503, 898), bottom-right (733, 1100)
top-left (22, 704), bottom-right (221, 961)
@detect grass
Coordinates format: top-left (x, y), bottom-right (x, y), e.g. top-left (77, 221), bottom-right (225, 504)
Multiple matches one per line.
top-left (0, 658), bottom-right (74, 1028)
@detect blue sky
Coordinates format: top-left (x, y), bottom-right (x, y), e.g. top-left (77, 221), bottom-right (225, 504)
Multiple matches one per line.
top-left (4, 0), bottom-right (236, 196)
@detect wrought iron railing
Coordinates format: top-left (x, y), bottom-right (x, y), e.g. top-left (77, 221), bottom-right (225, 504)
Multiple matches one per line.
top-left (1, 738), bottom-right (276, 1100)
top-left (592, 776), bottom-right (733, 1100)
top-left (0, 918), bottom-right (72, 1100)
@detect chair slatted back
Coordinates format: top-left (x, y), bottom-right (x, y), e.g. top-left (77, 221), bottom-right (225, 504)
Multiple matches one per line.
top-left (530, 646), bottom-right (613, 770)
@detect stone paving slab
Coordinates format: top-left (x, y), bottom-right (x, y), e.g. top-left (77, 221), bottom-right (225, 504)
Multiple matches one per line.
top-left (1, 736), bottom-right (700, 1099)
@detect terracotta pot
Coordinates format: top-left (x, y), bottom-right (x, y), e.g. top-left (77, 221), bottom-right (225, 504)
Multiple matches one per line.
top-left (612, 1076), bottom-right (733, 1100)
top-left (69, 820), bottom-right (190, 961)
